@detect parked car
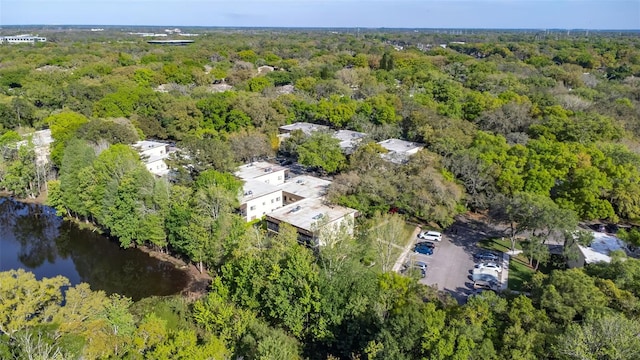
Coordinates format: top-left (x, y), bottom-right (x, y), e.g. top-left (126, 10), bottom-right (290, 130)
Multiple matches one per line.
top-left (418, 230), bottom-right (442, 242)
top-left (403, 261), bottom-right (428, 278)
top-left (416, 241), bottom-right (436, 249)
top-left (474, 251), bottom-right (499, 262)
top-left (473, 279), bottom-right (499, 291)
top-left (414, 243), bottom-right (434, 255)
top-left (474, 262), bottom-right (503, 273)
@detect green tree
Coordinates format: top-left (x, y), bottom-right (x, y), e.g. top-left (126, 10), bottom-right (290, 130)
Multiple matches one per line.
top-left (522, 236), bottom-right (550, 270)
top-left (0, 269), bottom-right (68, 337)
top-left (297, 131), bottom-right (346, 174)
top-left (46, 111), bottom-right (89, 166)
top-left (247, 76), bottom-right (272, 92)
top-left (539, 269), bottom-right (608, 325)
top-left (556, 311), bottom-right (640, 360)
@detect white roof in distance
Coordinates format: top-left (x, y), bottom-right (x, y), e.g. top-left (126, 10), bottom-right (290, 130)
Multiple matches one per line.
top-left (333, 130), bottom-right (366, 152)
top-left (279, 122), bottom-right (330, 135)
top-left (279, 175), bottom-right (332, 199)
top-left (235, 161), bottom-right (286, 181)
top-left (377, 138), bottom-right (424, 164)
top-left (333, 130), bottom-right (366, 143)
top-left (579, 231), bottom-right (627, 264)
top-left (267, 198), bottom-right (357, 232)
top-left (377, 138), bottom-right (423, 153)
top-left (133, 140), bottom-right (167, 151)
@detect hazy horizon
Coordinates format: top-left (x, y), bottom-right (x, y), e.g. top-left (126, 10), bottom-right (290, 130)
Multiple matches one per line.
top-left (1, 1), bottom-right (638, 30)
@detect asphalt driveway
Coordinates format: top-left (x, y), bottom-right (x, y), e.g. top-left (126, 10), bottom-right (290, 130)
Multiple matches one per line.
top-left (400, 216), bottom-right (507, 304)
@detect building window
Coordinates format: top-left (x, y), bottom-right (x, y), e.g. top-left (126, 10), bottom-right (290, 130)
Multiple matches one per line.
top-left (271, 199), bottom-right (274, 203)
top-left (278, 176), bottom-right (283, 180)
top-left (267, 221), bottom-right (279, 232)
top-left (250, 205), bottom-right (256, 210)
top-left (276, 197), bottom-right (280, 201)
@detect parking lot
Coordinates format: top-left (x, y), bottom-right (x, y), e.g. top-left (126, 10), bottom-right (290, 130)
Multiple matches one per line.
top-left (399, 217), bottom-right (508, 303)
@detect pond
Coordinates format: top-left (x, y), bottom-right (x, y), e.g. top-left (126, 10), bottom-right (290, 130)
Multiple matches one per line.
top-left (0, 197), bottom-right (190, 301)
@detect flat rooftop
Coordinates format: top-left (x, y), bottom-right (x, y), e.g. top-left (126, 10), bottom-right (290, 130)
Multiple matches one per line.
top-left (579, 231), bottom-right (627, 264)
top-left (279, 122), bottom-right (329, 135)
top-left (267, 198), bottom-right (357, 232)
top-left (133, 140), bottom-right (167, 150)
top-left (240, 180), bottom-right (282, 203)
top-left (279, 175), bottom-right (331, 199)
top-left (235, 161), bottom-right (286, 181)
top-left (334, 130), bottom-right (366, 151)
top-left (333, 130), bottom-right (366, 143)
top-left (377, 138), bottom-right (424, 153)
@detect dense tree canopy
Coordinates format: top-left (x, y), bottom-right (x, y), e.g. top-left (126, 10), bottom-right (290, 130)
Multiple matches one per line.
top-left (2, 28), bottom-right (640, 360)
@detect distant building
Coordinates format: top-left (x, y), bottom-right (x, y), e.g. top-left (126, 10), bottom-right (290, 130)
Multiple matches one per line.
top-left (266, 198), bottom-right (357, 246)
top-left (333, 130), bottom-right (366, 154)
top-left (147, 39), bottom-right (194, 45)
top-left (1, 35), bottom-right (47, 44)
top-left (132, 140), bottom-right (173, 177)
top-left (16, 129), bottom-right (53, 165)
top-left (278, 122), bottom-right (330, 142)
top-left (377, 139), bottom-right (424, 164)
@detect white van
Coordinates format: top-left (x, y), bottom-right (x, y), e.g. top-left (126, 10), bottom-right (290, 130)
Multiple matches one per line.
top-left (418, 230), bottom-right (442, 242)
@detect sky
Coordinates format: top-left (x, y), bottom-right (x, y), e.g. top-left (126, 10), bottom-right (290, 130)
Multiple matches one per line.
top-left (1, 0), bottom-right (638, 30)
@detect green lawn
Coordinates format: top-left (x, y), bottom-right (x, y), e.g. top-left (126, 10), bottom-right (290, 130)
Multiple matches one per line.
top-left (365, 221), bottom-right (418, 272)
top-left (478, 238), bottom-right (535, 292)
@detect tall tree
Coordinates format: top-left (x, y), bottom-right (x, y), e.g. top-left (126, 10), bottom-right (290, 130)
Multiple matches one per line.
top-left (46, 111), bottom-right (89, 166)
top-left (297, 131), bottom-right (346, 174)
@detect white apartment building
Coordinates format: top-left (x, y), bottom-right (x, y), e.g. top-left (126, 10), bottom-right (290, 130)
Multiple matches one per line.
top-left (266, 198), bottom-right (357, 246)
top-left (236, 162), bottom-right (287, 221)
top-left (240, 180), bottom-right (283, 221)
top-left (132, 140), bottom-right (172, 177)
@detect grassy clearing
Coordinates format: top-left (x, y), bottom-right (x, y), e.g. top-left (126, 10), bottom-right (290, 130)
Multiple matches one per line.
top-left (365, 221), bottom-right (418, 273)
top-left (478, 238), bottom-right (535, 292)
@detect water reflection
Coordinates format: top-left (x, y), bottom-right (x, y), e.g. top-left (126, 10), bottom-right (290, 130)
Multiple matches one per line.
top-left (0, 198), bottom-right (189, 300)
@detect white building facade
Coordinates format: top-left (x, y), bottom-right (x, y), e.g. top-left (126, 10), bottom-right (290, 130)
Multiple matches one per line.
top-left (1, 35), bottom-right (47, 44)
top-left (133, 140), bottom-right (172, 177)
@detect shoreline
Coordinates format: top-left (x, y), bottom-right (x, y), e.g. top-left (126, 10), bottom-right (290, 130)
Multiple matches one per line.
top-left (2, 192), bottom-right (212, 301)
top-left (137, 245), bottom-right (212, 300)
